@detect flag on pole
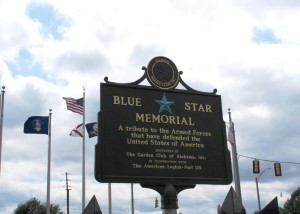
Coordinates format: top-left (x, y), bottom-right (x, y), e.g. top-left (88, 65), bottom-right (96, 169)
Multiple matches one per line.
top-left (23, 111), bottom-right (52, 214)
top-left (70, 123), bottom-right (84, 137)
top-left (81, 89), bottom-right (86, 212)
top-left (66, 89), bottom-right (86, 211)
top-left (85, 122), bottom-right (97, 138)
top-left (63, 97), bottom-right (84, 115)
top-left (0, 87), bottom-right (6, 175)
top-left (227, 121), bottom-right (234, 144)
top-left (24, 116), bottom-right (49, 134)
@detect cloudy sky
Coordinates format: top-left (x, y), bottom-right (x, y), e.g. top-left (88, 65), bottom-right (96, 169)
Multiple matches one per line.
top-left (1, 0), bottom-right (300, 213)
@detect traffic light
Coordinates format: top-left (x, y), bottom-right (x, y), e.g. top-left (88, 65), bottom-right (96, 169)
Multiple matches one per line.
top-left (253, 159), bottom-right (260, 173)
top-left (155, 197), bottom-right (159, 208)
top-left (274, 163), bottom-right (282, 176)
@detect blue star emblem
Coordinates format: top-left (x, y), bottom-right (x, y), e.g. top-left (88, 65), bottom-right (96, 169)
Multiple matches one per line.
top-left (154, 93), bottom-right (175, 114)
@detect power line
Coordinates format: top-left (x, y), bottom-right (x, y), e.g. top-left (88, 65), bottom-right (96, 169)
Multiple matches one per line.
top-left (238, 154), bottom-right (300, 165)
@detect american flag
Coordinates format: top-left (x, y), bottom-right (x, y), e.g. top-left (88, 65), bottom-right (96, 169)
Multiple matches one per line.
top-left (63, 97), bottom-right (84, 115)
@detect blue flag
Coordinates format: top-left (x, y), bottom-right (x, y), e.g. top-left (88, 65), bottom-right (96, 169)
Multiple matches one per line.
top-left (85, 122), bottom-right (98, 138)
top-left (24, 116), bottom-right (49, 135)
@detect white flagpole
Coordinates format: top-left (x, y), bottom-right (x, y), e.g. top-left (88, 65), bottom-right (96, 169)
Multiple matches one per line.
top-left (82, 87), bottom-right (86, 212)
top-left (0, 86), bottom-right (6, 175)
top-left (228, 108), bottom-right (242, 202)
top-left (46, 109), bottom-right (52, 214)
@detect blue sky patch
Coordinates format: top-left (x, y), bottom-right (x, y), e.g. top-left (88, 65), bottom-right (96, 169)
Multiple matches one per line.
top-left (27, 3), bottom-right (69, 40)
top-left (7, 48), bottom-right (46, 78)
top-left (252, 27), bottom-right (281, 44)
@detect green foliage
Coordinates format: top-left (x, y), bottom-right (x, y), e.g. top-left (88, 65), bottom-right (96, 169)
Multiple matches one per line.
top-left (14, 197), bottom-right (65, 214)
top-left (253, 187), bottom-right (300, 214)
top-left (279, 207), bottom-right (288, 214)
top-left (283, 187), bottom-right (300, 214)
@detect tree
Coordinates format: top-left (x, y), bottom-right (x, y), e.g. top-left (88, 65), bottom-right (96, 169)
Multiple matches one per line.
top-left (283, 187), bottom-right (300, 214)
top-left (14, 197), bottom-right (65, 214)
top-left (252, 187), bottom-right (300, 214)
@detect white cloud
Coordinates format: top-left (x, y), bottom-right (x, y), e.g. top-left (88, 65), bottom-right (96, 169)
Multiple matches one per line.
top-left (1, 0), bottom-right (300, 213)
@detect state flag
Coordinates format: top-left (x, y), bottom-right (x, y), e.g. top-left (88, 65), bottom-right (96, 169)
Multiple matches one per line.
top-left (85, 122), bottom-right (98, 138)
top-left (24, 116), bottom-right (49, 135)
top-left (70, 123), bottom-right (83, 137)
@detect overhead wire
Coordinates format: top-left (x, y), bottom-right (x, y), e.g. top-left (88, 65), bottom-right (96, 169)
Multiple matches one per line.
top-left (238, 154), bottom-right (300, 165)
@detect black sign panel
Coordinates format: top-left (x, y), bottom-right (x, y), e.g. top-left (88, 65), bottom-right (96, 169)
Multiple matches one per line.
top-left (95, 83), bottom-right (232, 184)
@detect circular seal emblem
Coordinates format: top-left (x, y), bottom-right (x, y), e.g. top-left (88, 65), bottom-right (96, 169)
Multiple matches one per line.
top-left (146, 56), bottom-right (180, 90)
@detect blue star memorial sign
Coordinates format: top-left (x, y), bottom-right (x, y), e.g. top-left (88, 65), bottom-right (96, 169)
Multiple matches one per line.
top-left (154, 93), bottom-right (175, 114)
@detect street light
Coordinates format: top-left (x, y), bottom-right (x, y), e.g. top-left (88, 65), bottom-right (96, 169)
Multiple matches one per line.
top-left (255, 168), bottom-right (271, 211)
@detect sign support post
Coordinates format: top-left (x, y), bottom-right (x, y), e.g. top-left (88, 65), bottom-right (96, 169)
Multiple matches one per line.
top-left (141, 184), bottom-right (195, 214)
top-left (161, 185), bottom-right (177, 214)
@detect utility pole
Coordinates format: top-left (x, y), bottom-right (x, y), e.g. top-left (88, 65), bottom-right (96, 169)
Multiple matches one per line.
top-left (65, 172), bottom-right (71, 214)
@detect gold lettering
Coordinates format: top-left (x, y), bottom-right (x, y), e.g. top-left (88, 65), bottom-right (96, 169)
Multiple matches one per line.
top-left (160, 115), bottom-right (168, 123)
top-left (184, 102), bottom-right (212, 112)
top-left (145, 114), bottom-right (151, 122)
top-left (152, 114), bottom-right (160, 123)
top-left (113, 96), bottom-right (120, 104)
top-left (192, 130), bottom-right (211, 136)
top-left (113, 96), bottom-right (142, 106)
top-left (181, 117), bottom-right (188, 125)
top-left (206, 104), bottom-right (212, 112)
top-left (136, 114), bottom-right (144, 122)
top-left (138, 153), bottom-right (154, 158)
top-left (198, 104), bottom-right (205, 112)
top-left (169, 116), bottom-right (175, 124)
top-left (135, 113), bottom-right (194, 126)
top-left (184, 102), bottom-right (191, 110)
